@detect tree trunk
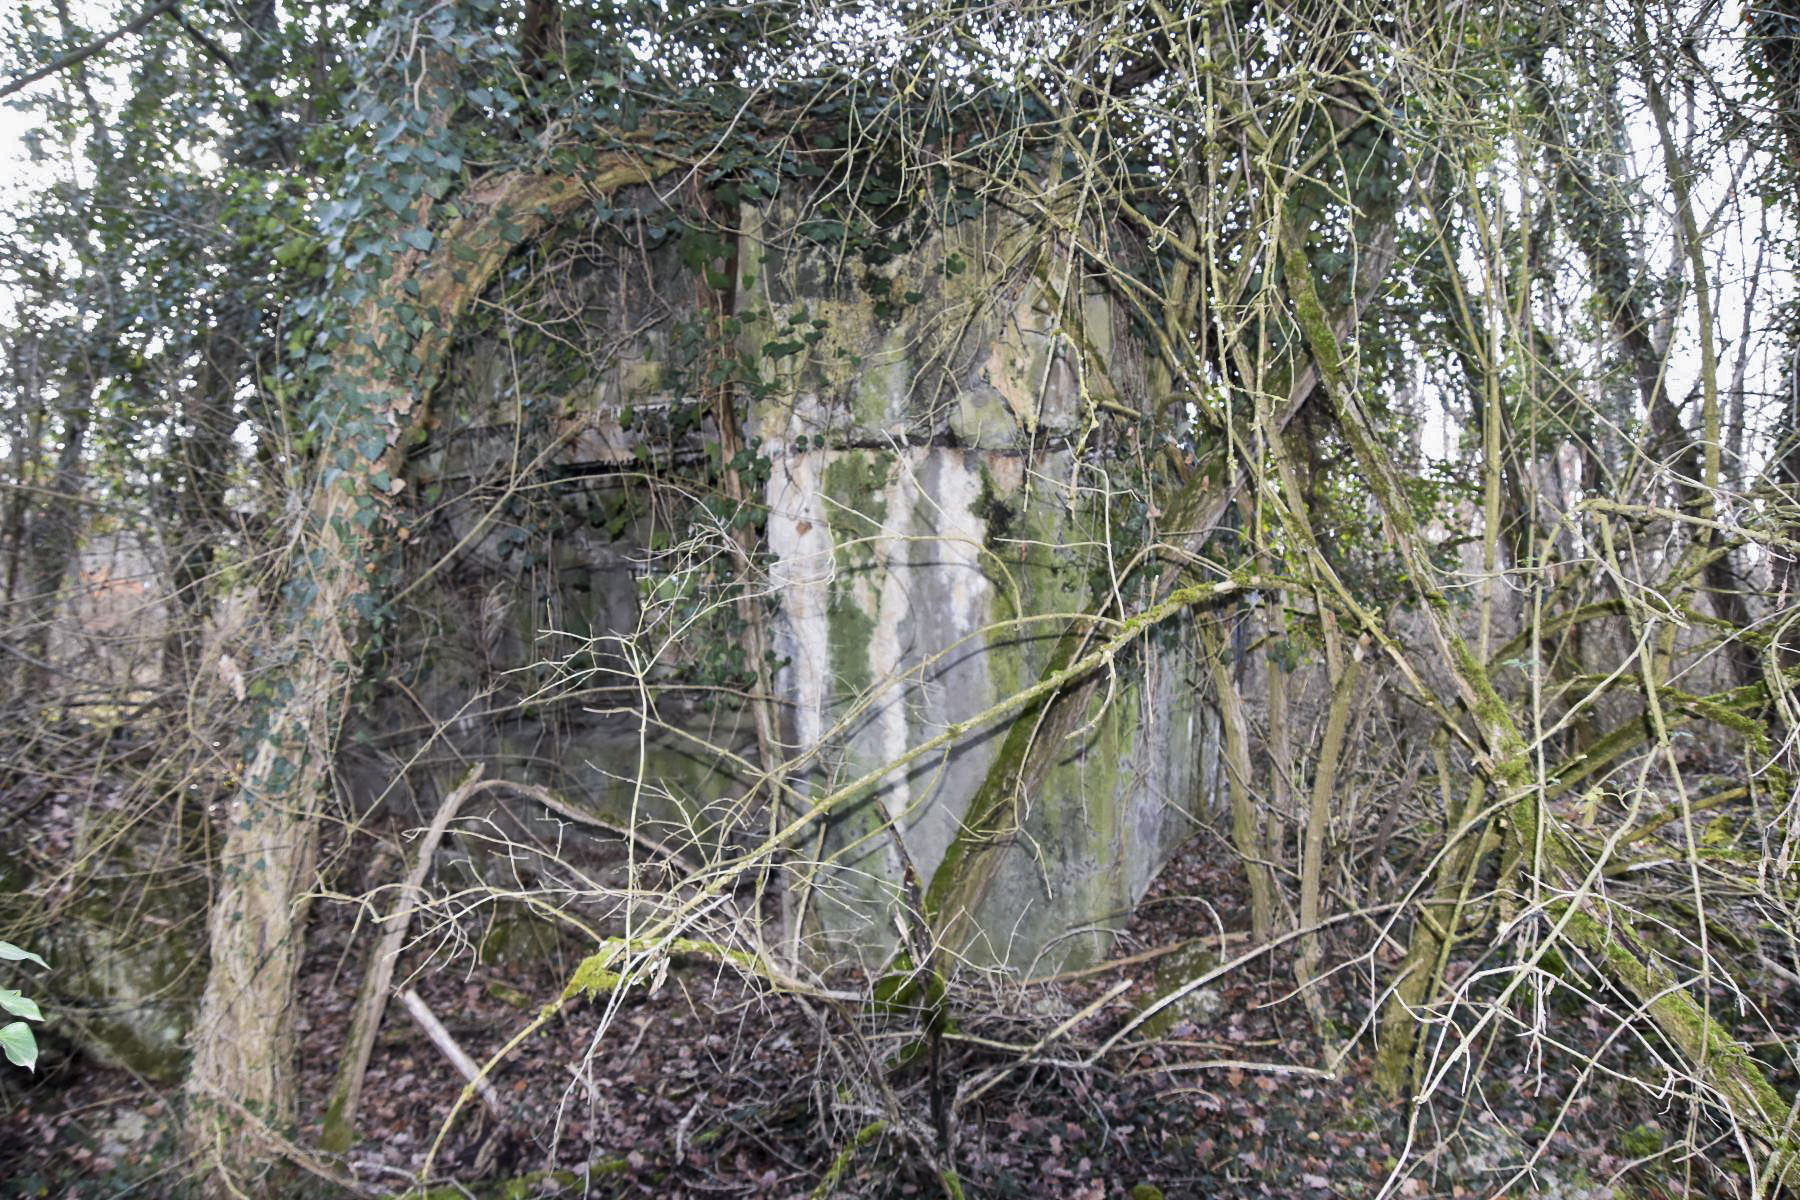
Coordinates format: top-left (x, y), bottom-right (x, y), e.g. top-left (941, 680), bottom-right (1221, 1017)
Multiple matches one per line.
top-left (159, 328), bottom-right (239, 685)
top-left (1552, 138), bottom-right (1757, 687)
top-left (1, 345), bottom-right (43, 612)
top-left (158, 0), bottom-right (284, 686)
top-left (183, 156), bottom-right (670, 1192)
top-left (1263, 590), bottom-right (1293, 875)
top-left (12, 403), bottom-right (88, 697)
top-left (1202, 614), bottom-right (1274, 944)
top-left (1296, 611), bottom-right (1358, 1026)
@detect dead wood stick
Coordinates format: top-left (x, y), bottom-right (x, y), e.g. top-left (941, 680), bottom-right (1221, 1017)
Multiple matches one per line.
top-left (1025, 930), bottom-right (1251, 984)
top-left (399, 987), bottom-right (508, 1122)
top-left (485, 778), bottom-right (700, 869)
top-left (320, 764), bottom-right (486, 1151)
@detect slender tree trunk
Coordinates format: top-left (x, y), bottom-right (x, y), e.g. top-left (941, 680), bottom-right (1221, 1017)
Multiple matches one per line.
top-left (13, 403), bottom-right (88, 696)
top-left (1779, 348), bottom-right (1800, 672)
top-left (1263, 589), bottom-right (1293, 875)
top-left (1630, 7), bottom-right (1751, 689)
top-left (1201, 615), bottom-right (1274, 944)
top-left (1296, 609), bottom-right (1358, 1027)
top-left (1550, 111), bottom-right (1757, 687)
top-left (160, 329), bottom-right (239, 684)
top-left (1, 344), bottom-right (41, 611)
top-left (158, 0), bottom-right (284, 686)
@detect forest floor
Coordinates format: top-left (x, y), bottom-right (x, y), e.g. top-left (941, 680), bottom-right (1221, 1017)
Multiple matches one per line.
top-left (0, 820), bottom-right (1773, 1200)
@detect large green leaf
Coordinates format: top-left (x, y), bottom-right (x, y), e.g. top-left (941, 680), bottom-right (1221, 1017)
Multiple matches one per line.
top-left (0, 1021), bottom-right (37, 1070)
top-left (0, 989), bottom-right (42, 1021)
top-left (0, 942), bottom-right (47, 969)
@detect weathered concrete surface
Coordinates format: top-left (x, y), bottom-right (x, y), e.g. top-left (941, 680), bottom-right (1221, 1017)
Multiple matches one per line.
top-left (45, 829), bottom-right (206, 1081)
top-left (764, 441), bottom-right (1214, 970)
top-left (745, 205), bottom-right (1216, 971)
top-left (354, 184), bottom-right (761, 850)
top-left (371, 189), bottom-right (1215, 974)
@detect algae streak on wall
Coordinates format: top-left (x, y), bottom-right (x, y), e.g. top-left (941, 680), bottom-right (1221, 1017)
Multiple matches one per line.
top-left (367, 186), bottom-right (1220, 975)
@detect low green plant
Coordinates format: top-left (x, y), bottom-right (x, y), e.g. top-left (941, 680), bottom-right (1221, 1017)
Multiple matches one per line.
top-left (1, 940), bottom-right (48, 1070)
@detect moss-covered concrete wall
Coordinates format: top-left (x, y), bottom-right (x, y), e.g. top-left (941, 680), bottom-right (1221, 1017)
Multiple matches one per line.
top-left (767, 441), bottom-right (1215, 970)
top-left (745, 201), bottom-right (1215, 971)
top-left (364, 187), bottom-right (1216, 973)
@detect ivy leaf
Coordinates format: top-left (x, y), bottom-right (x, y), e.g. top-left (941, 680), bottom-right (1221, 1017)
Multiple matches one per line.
top-left (797, 219), bottom-right (845, 243)
top-left (0, 990), bottom-right (41, 1021)
top-left (400, 228), bottom-right (435, 252)
top-left (274, 236), bottom-right (312, 267)
top-left (0, 1021), bottom-right (36, 1070)
top-left (0, 943), bottom-right (46, 969)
